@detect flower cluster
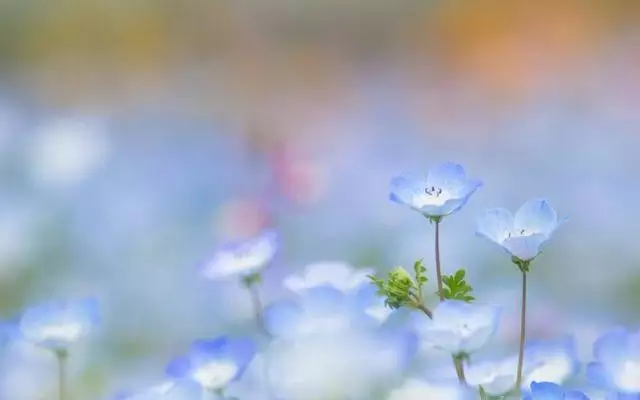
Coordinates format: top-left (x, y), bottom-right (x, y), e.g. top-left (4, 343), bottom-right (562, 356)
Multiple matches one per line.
top-left (2, 161), bottom-right (640, 400)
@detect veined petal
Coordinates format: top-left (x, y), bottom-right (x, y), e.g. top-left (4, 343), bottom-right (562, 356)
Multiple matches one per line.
top-left (501, 234), bottom-right (547, 261)
top-left (476, 208), bottom-right (514, 244)
top-left (514, 199), bottom-right (560, 238)
top-left (426, 162), bottom-right (467, 192)
top-left (389, 174), bottom-right (427, 209)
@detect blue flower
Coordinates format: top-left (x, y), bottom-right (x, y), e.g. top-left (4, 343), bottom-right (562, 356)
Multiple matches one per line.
top-left (466, 355), bottom-right (522, 396)
top-left (18, 298), bottom-right (99, 351)
top-left (113, 381), bottom-right (177, 400)
top-left (586, 327), bottom-right (640, 395)
top-left (263, 286), bottom-right (375, 339)
top-left (166, 336), bottom-right (256, 391)
top-left (283, 261), bottom-right (374, 293)
top-left (476, 199), bottom-right (566, 261)
top-left (389, 162), bottom-right (482, 218)
top-left (522, 336), bottom-right (580, 389)
top-left (412, 300), bottom-right (501, 356)
top-left (200, 230), bottom-right (278, 280)
top-left (523, 382), bottom-right (589, 400)
top-left (387, 379), bottom-right (475, 400)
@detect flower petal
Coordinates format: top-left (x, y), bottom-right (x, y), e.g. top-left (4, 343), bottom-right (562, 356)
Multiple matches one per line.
top-left (476, 208), bottom-right (514, 244)
top-left (426, 162), bottom-right (467, 191)
top-left (501, 234), bottom-right (547, 261)
top-left (514, 199), bottom-right (560, 238)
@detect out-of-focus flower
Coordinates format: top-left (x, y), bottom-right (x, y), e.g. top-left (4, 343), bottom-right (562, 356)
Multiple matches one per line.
top-left (266, 323), bottom-right (415, 400)
top-left (476, 199), bottom-right (566, 262)
top-left (387, 379), bottom-right (474, 400)
top-left (114, 381), bottom-right (177, 400)
top-left (19, 298), bottom-right (99, 351)
top-left (467, 337), bottom-right (579, 397)
top-left (165, 337), bottom-right (256, 392)
top-left (356, 285), bottom-right (394, 324)
top-left (263, 285), bottom-right (416, 400)
top-left (389, 162), bottom-right (482, 218)
top-left (466, 356), bottom-right (523, 396)
top-left (586, 327), bottom-right (640, 395)
top-left (264, 286), bottom-right (374, 339)
top-left (28, 117), bottom-right (110, 188)
top-left (522, 337), bottom-right (580, 388)
top-left (283, 261), bottom-right (373, 293)
top-left (200, 230), bottom-right (278, 280)
top-left (412, 300), bottom-right (501, 356)
top-left (523, 381), bottom-right (589, 400)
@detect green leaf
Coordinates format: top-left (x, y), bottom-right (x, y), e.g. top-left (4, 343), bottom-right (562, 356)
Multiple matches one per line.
top-left (442, 268), bottom-right (475, 302)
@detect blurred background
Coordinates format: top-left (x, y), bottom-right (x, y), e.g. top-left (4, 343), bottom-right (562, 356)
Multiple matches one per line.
top-left (0, 0), bottom-right (639, 398)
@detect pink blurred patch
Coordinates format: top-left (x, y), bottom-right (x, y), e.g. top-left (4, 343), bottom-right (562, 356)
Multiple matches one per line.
top-left (214, 198), bottom-right (271, 240)
top-left (270, 144), bottom-right (327, 207)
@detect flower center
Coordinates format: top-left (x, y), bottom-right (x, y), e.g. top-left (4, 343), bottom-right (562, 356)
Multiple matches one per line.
top-left (412, 186), bottom-right (451, 208)
top-left (616, 360), bottom-right (640, 391)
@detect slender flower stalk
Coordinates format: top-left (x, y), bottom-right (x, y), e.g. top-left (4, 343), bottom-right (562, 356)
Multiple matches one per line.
top-left (434, 218), bottom-right (445, 301)
top-left (453, 356), bottom-right (467, 384)
top-left (515, 266), bottom-right (528, 392)
top-left (56, 349), bottom-right (68, 400)
top-left (248, 283), bottom-right (268, 336)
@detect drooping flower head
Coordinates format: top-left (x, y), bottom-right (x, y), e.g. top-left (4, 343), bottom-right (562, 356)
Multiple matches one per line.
top-left (389, 162), bottom-right (482, 218)
top-left (476, 199), bottom-right (566, 262)
top-left (200, 230), bottom-right (278, 280)
top-left (523, 382), bottom-right (589, 400)
top-left (166, 336), bottom-right (256, 391)
top-left (412, 300), bottom-right (501, 356)
top-left (19, 298), bottom-right (99, 351)
top-left (586, 327), bottom-right (640, 395)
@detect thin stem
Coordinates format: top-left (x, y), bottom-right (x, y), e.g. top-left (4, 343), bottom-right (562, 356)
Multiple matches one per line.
top-left (247, 283), bottom-right (270, 338)
top-left (515, 270), bottom-right (528, 393)
top-left (202, 388), bottom-right (216, 400)
top-left (434, 219), bottom-right (444, 301)
top-left (453, 356), bottom-right (467, 384)
top-left (55, 350), bottom-right (68, 400)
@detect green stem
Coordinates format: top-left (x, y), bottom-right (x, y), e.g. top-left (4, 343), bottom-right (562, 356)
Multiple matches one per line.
top-left (453, 355), bottom-right (467, 384)
top-left (55, 350), bottom-right (68, 400)
top-left (434, 219), bottom-right (444, 301)
top-left (515, 270), bottom-right (528, 393)
top-left (247, 283), bottom-right (269, 337)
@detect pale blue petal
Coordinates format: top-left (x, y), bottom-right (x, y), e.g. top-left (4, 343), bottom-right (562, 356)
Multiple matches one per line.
top-left (191, 337), bottom-right (255, 379)
top-left (523, 336), bottom-right (580, 386)
top-left (300, 286), bottom-right (346, 314)
top-left (514, 199), bottom-right (561, 238)
top-left (389, 174), bottom-right (426, 209)
top-left (165, 356), bottom-right (192, 379)
top-left (530, 381), bottom-right (564, 397)
top-left (594, 327), bottom-right (629, 364)
top-left (476, 208), bottom-right (514, 244)
top-left (19, 298), bottom-right (100, 350)
top-left (586, 362), bottom-right (613, 389)
top-left (263, 301), bottom-right (303, 339)
top-left (501, 234), bottom-right (547, 261)
top-left (416, 300), bottom-right (500, 355)
top-left (426, 162), bottom-right (467, 192)
top-left (200, 230), bottom-right (278, 280)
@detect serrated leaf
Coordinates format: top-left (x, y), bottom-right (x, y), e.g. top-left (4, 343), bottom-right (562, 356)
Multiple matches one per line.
top-left (442, 268), bottom-right (475, 303)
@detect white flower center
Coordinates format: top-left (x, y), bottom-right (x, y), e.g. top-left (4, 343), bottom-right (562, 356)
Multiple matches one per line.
top-left (192, 361), bottom-right (238, 390)
top-left (37, 322), bottom-right (84, 343)
top-left (615, 360), bottom-right (640, 391)
top-left (412, 186), bottom-right (452, 208)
